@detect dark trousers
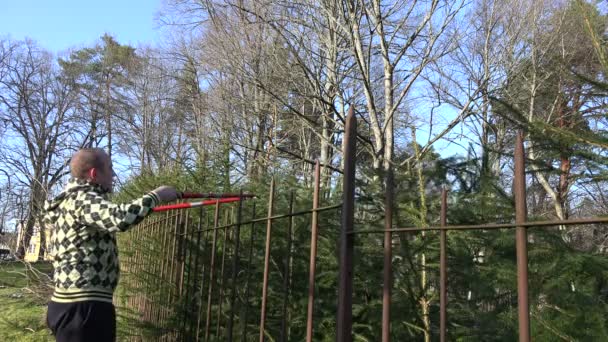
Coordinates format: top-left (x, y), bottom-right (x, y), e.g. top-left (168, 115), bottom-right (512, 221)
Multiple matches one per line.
top-left (47, 300), bottom-right (116, 342)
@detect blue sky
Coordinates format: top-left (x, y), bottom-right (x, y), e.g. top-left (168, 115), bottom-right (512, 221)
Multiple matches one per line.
top-left (0, 1), bottom-right (167, 183)
top-left (0, 0), bottom-right (469, 162)
top-left (0, 0), bottom-right (162, 53)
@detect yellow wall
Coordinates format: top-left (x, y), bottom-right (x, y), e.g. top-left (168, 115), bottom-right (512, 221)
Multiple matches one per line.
top-left (24, 228), bottom-right (52, 262)
top-left (17, 223), bottom-right (53, 262)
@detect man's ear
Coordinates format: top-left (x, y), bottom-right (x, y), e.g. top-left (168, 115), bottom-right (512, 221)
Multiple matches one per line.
top-left (88, 168), bottom-right (97, 180)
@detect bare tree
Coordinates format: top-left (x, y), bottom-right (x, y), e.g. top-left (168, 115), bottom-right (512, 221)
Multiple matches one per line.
top-left (0, 40), bottom-right (78, 259)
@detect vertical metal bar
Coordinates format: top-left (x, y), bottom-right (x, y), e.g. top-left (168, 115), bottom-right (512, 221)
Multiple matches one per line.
top-left (183, 211), bottom-right (195, 340)
top-left (161, 215), bottom-right (170, 330)
top-left (216, 210), bottom-right (230, 339)
top-left (205, 201), bottom-right (221, 342)
top-left (162, 216), bottom-right (170, 341)
top-left (132, 222), bottom-right (142, 317)
top-left (440, 188), bottom-right (448, 342)
top-left (142, 219), bottom-right (154, 322)
top-left (382, 166), bottom-right (394, 342)
top-left (189, 207), bottom-right (204, 341)
top-left (125, 227), bottom-right (133, 328)
top-left (280, 191), bottom-right (294, 342)
top-left (168, 211), bottom-right (180, 305)
top-left (170, 211), bottom-right (182, 340)
top-left (150, 219), bottom-right (160, 322)
top-left (151, 220), bottom-right (159, 321)
top-left (156, 217), bottom-right (164, 323)
top-left (159, 211), bottom-right (171, 329)
top-left (129, 224), bottom-right (137, 319)
top-left (306, 161), bottom-right (321, 342)
top-left (514, 132), bottom-right (530, 342)
top-left (259, 178), bottom-right (275, 342)
top-left (140, 221), bottom-right (149, 319)
top-left (136, 221), bottom-right (142, 342)
top-left (196, 211), bottom-right (210, 342)
top-left (178, 214), bottom-right (188, 339)
top-left (179, 212), bottom-right (190, 297)
top-left (337, 107), bottom-right (357, 342)
top-left (228, 190), bottom-right (244, 341)
top-left (137, 222), bottom-right (144, 325)
top-left (149, 220), bottom-right (157, 333)
top-left (165, 213), bottom-right (178, 340)
top-left (147, 219), bottom-right (155, 323)
top-left (241, 203), bottom-right (257, 342)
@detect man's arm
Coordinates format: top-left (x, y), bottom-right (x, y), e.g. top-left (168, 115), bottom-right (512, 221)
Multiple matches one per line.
top-left (74, 191), bottom-right (160, 232)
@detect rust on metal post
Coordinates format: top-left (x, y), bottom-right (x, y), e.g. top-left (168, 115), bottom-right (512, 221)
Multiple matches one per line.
top-left (216, 209), bottom-right (230, 339)
top-left (172, 211), bottom-right (183, 340)
top-left (382, 166), bottom-right (394, 342)
top-left (142, 220), bottom-right (152, 322)
top-left (178, 211), bottom-right (190, 340)
top-left (138, 221), bottom-right (147, 318)
top-left (149, 220), bottom-right (160, 323)
top-left (132, 220), bottom-right (142, 314)
top-left (514, 132), bottom-right (530, 342)
top-left (205, 201), bottom-right (221, 342)
top-left (152, 219), bottom-right (163, 325)
top-left (280, 191), bottom-right (295, 342)
top-left (440, 188), bottom-right (448, 342)
top-left (259, 178), bottom-right (275, 342)
top-left (189, 207), bottom-right (204, 341)
top-left (228, 190), bottom-right (244, 341)
top-left (140, 222), bottom-right (147, 322)
top-left (179, 212), bottom-right (190, 297)
top-left (169, 211), bottom-right (181, 303)
top-left (158, 212), bottom-right (171, 326)
top-left (165, 212), bottom-right (180, 331)
top-left (196, 211), bottom-right (210, 342)
top-left (241, 203), bottom-right (257, 342)
top-left (182, 212), bottom-right (195, 340)
top-left (306, 161), bottom-right (322, 342)
top-left (337, 107), bottom-right (357, 342)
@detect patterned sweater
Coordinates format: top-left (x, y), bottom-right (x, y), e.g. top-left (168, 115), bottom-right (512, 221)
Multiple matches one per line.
top-left (43, 178), bottom-right (159, 304)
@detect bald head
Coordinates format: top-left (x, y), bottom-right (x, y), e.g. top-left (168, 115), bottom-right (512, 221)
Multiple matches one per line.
top-left (70, 148), bottom-right (110, 180)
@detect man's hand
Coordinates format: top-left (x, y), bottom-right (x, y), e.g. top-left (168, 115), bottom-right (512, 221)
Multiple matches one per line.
top-left (152, 185), bottom-right (180, 203)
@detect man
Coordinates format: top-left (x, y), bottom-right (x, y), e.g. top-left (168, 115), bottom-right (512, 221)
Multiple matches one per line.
top-left (43, 148), bottom-right (179, 342)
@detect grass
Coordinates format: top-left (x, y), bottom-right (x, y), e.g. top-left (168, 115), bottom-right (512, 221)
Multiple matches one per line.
top-left (0, 261), bottom-right (153, 342)
top-left (0, 261), bottom-right (54, 342)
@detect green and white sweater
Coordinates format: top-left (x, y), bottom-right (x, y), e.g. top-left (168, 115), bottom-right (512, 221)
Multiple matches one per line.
top-left (43, 178), bottom-right (159, 304)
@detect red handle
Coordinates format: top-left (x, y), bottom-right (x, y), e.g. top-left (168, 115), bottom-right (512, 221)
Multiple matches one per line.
top-left (152, 197), bottom-right (243, 212)
top-left (180, 192), bottom-right (256, 199)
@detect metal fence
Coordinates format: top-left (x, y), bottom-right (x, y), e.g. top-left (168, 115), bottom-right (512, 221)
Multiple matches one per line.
top-left (120, 109), bottom-right (606, 341)
top-left (120, 159), bottom-right (344, 341)
top-left (348, 132), bottom-right (608, 342)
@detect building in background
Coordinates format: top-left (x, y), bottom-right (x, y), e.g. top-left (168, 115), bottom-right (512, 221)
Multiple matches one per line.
top-left (0, 242), bottom-right (12, 260)
top-left (15, 221), bottom-right (52, 262)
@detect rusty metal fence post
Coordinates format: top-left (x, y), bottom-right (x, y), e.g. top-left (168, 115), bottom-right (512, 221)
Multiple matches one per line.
top-left (228, 190), bottom-right (244, 341)
top-left (187, 207), bottom-right (204, 341)
top-left (241, 202), bottom-right (257, 342)
top-left (259, 178), bottom-right (275, 342)
top-left (195, 212), bottom-right (210, 342)
top-left (514, 132), bottom-right (530, 342)
top-left (216, 209), bottom-right (230, 339)
top-left (205, 201), bottom-right (221, 341)
top-left (337, 107), bottom-right (357, 342)
top-left (440, 188), bottom-right (448, 342)
top-left (306, 161), bottom-right (322, 342)
top-left (280, 191), bottom-right (295, 342)
top-left (179, 211), bottom-right (190, 341)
